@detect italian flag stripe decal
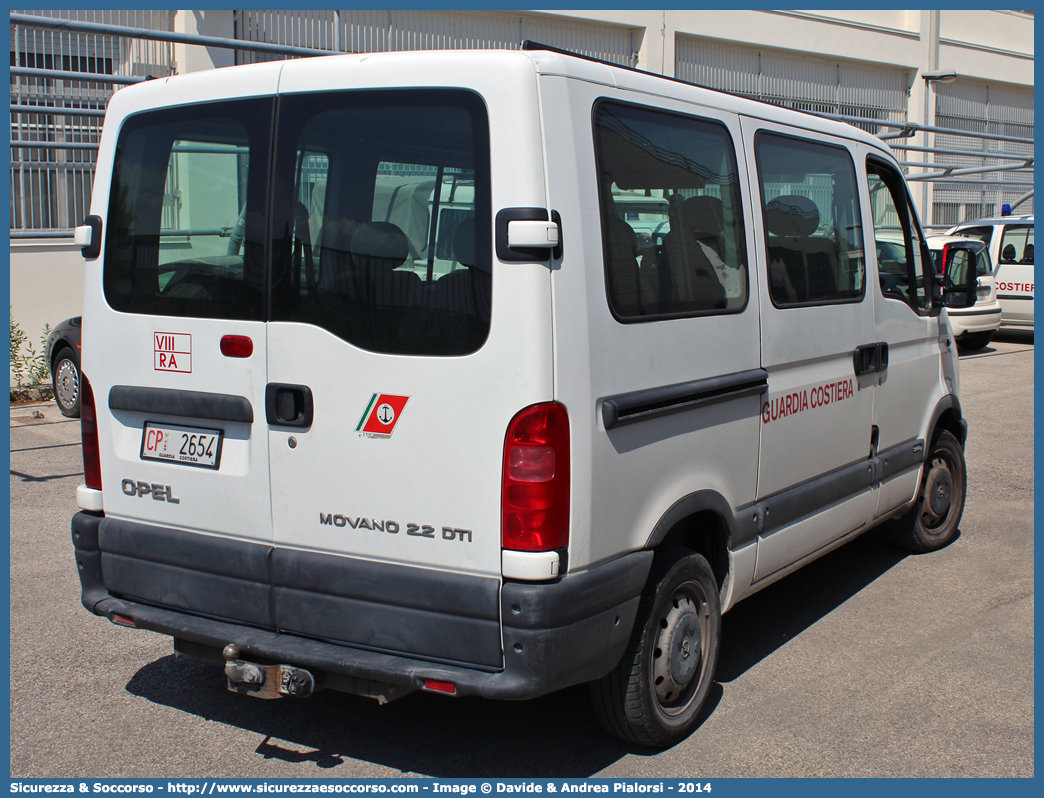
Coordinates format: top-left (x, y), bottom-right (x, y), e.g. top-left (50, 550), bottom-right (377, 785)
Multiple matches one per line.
top-left (356, 393), bottom-right (378, 432)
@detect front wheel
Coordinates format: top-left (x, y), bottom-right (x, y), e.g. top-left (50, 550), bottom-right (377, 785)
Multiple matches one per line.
top-left (889, 429), bottom-right (966, 552)
top-left (590, 548), bottom-right (720, 747)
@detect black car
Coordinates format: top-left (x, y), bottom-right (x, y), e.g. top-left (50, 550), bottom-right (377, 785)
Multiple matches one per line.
top-left (45, 316), bottom-right (82, 418)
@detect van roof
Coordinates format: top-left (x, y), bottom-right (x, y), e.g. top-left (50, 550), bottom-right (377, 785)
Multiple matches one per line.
top-left (520, 41), bottom-right (889, 150)
top-left (952, 216), bottom-right (1034, 226)
top-left (112, 47), bottom-right (893, 156)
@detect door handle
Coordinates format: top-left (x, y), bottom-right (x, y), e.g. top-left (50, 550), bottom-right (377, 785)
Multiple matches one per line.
top-left (266, 383), bottom-right (314, 428)
top-left (853, 343), bottom-right (889, 377)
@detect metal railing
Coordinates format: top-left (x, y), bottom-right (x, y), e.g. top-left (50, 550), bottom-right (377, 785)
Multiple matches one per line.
top-left (9, 12), bottom-right (331, 237)
top-left (10, 12), bottom-right (1034, 237)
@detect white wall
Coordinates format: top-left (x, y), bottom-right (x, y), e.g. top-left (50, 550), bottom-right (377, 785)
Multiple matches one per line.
top-left (543, 9), bottom-right (1033, 84)
top-left (173, 9), bottom-right (235, 73)
top-left (9, 240), bottom-right (86, 387)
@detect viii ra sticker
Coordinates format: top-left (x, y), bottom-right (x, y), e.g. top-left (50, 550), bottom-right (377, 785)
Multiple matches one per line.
top-left (154, 332), bottom-right (192, 373)
top-left (357, 393), bottom-right (409, 437)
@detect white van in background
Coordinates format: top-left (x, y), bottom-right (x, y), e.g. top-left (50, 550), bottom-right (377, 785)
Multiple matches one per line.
top-left (925, 236), bottom-right (1001, 350)
top-left (70, 45), bottom-right (977, 747)
top-left (948, 215), bottom-right (1034, 329)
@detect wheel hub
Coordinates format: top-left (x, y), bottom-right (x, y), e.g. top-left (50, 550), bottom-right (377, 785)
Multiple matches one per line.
top-left (55, 360), bottom-right (79, 408)
top-left (923, 459), bottom-right (953, 523)
top-left (652, 595), bottom-right (703, 705)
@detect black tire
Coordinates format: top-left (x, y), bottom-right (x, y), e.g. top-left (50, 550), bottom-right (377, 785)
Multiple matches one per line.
top-left (889, 430), bottom-right (966, 553)
top-left (956, 331), bottom-right (994, 351)
top-left (589, 548), bottom-right (720, 747)
top-left (52, 347), bottom-right (81, 418)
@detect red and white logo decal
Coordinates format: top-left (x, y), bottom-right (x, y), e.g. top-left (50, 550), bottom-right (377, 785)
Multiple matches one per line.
top-left (357, 393), bottom-right (410, 437)
top-left (154, 332), bottom-right (192, 373)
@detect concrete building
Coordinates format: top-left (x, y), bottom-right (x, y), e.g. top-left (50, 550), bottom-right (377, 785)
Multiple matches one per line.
top-left (9, 9), bottom-right (1034, 382)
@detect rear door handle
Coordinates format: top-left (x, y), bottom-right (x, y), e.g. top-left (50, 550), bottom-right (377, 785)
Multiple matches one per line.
top-left (266, 384), bottom-right (314, 428)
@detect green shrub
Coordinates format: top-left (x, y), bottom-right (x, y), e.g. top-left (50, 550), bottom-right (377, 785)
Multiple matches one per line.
top-left (10, 308), bottom-right (51, 387)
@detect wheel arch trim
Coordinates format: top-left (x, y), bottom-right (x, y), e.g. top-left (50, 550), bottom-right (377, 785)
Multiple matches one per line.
top-left (50, 339), bottom-right (78, 366)
top-left (644, 489), bottom-right (754, 552)
top-left (928, 394), bottom-right (967, 448)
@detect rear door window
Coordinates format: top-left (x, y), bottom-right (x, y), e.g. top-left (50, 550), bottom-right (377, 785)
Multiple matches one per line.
top-left (103, 98), bottom-right (272, 320)
top-left (270, 89), bottom-right (492, 356)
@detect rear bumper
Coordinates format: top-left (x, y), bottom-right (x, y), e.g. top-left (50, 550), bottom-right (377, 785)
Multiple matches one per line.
top-left (946, 303), bottom-right (1002, 336)
top-left (72, 511), bottom-right (650, 699)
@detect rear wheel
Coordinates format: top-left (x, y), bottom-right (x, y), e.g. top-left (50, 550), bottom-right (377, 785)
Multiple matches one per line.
top-left (590, 548), bottom-right (720, 747)
top-left (889, 430), bottom-right (966, 552)
top-left (52, 347), bottom-right (81, 418)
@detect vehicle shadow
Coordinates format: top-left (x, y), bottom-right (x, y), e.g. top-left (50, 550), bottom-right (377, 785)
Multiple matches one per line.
top-left (955, 329), bottom-right (1033, 359)
top-left (718, 524), bottom-right (910, 681)
top-left (992, 329), bottom-right (1033, 346)
top-left (125, 526), bottom-right (913, 775)
top-left (126, 657), bottom-right (634, 777)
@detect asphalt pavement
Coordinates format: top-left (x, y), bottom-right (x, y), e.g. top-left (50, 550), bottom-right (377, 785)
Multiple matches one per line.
top-left (8, 329), bottom-right (1034, 778)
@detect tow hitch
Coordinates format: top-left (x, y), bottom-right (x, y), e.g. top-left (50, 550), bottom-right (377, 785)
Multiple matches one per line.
top-left (223, 644), bottom-right (316, 699)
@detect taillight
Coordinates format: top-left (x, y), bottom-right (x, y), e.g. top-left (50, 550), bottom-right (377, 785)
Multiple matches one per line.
top-left (80, 372), bottom-right (102, 491)
top-left (501, 402), bottom-right (570, 552)
top-left (940, 243), bottom-right (951, 276)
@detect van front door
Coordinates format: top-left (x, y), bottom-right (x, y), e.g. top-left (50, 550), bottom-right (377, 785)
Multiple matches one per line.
top-left (743, 122), bottom-right (876, 582)
top-left (863, 155), bottom-right (945, 519)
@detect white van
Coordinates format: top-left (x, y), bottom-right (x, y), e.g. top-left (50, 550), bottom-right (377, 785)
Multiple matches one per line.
top-left (925, 236), bottom-right (1000, 350)
top-left (947, 216), bottom-right (1034, 329)
top-left (70, 45), bottom-right (977, 747)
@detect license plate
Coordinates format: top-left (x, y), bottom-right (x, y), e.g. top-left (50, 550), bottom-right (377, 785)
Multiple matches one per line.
top-left (141, 422), bottom-right (223, 469)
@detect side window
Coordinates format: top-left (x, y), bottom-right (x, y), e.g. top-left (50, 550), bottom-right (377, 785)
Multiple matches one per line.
top-left (104, 99), bottom-right (272, 320)
top-left (936, 246), bottom-right (991, 279)
top-left (866, 159), bottom-right (932, 314)
top-left (593, 101), bottom-right (748, 320)
top-left (270, 90), bottom-right (491, 357)
top-left (756, 133), bottom-right (865, 307)
top-left (999, 226), bottom-right (1034, 265)
top-left (955, 226), bottom-right (993, 247)
top-left (947, 250), bottom-right (972, 287)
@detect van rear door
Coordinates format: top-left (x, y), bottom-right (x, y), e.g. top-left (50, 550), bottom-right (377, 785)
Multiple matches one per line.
top-left (262, 62), bottom-right (554, 667)
top-left (264, 88), bottom-right (502, 574)
top-left (90, 95), bottom-right (276, 546)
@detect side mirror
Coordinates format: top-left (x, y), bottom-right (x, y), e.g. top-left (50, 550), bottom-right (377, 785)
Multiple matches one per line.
top-left (941, 245), bottom-right (978, 309)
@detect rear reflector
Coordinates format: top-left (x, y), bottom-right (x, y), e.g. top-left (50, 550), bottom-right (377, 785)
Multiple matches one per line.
top-left (423, 679), bottom-right (456, 694)
top-left (220, 335), bottom-right (253, 358)
top-left (80, 372), bottom-right (102, 491)
top-left (111, 613), bottom-right (136, 628)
